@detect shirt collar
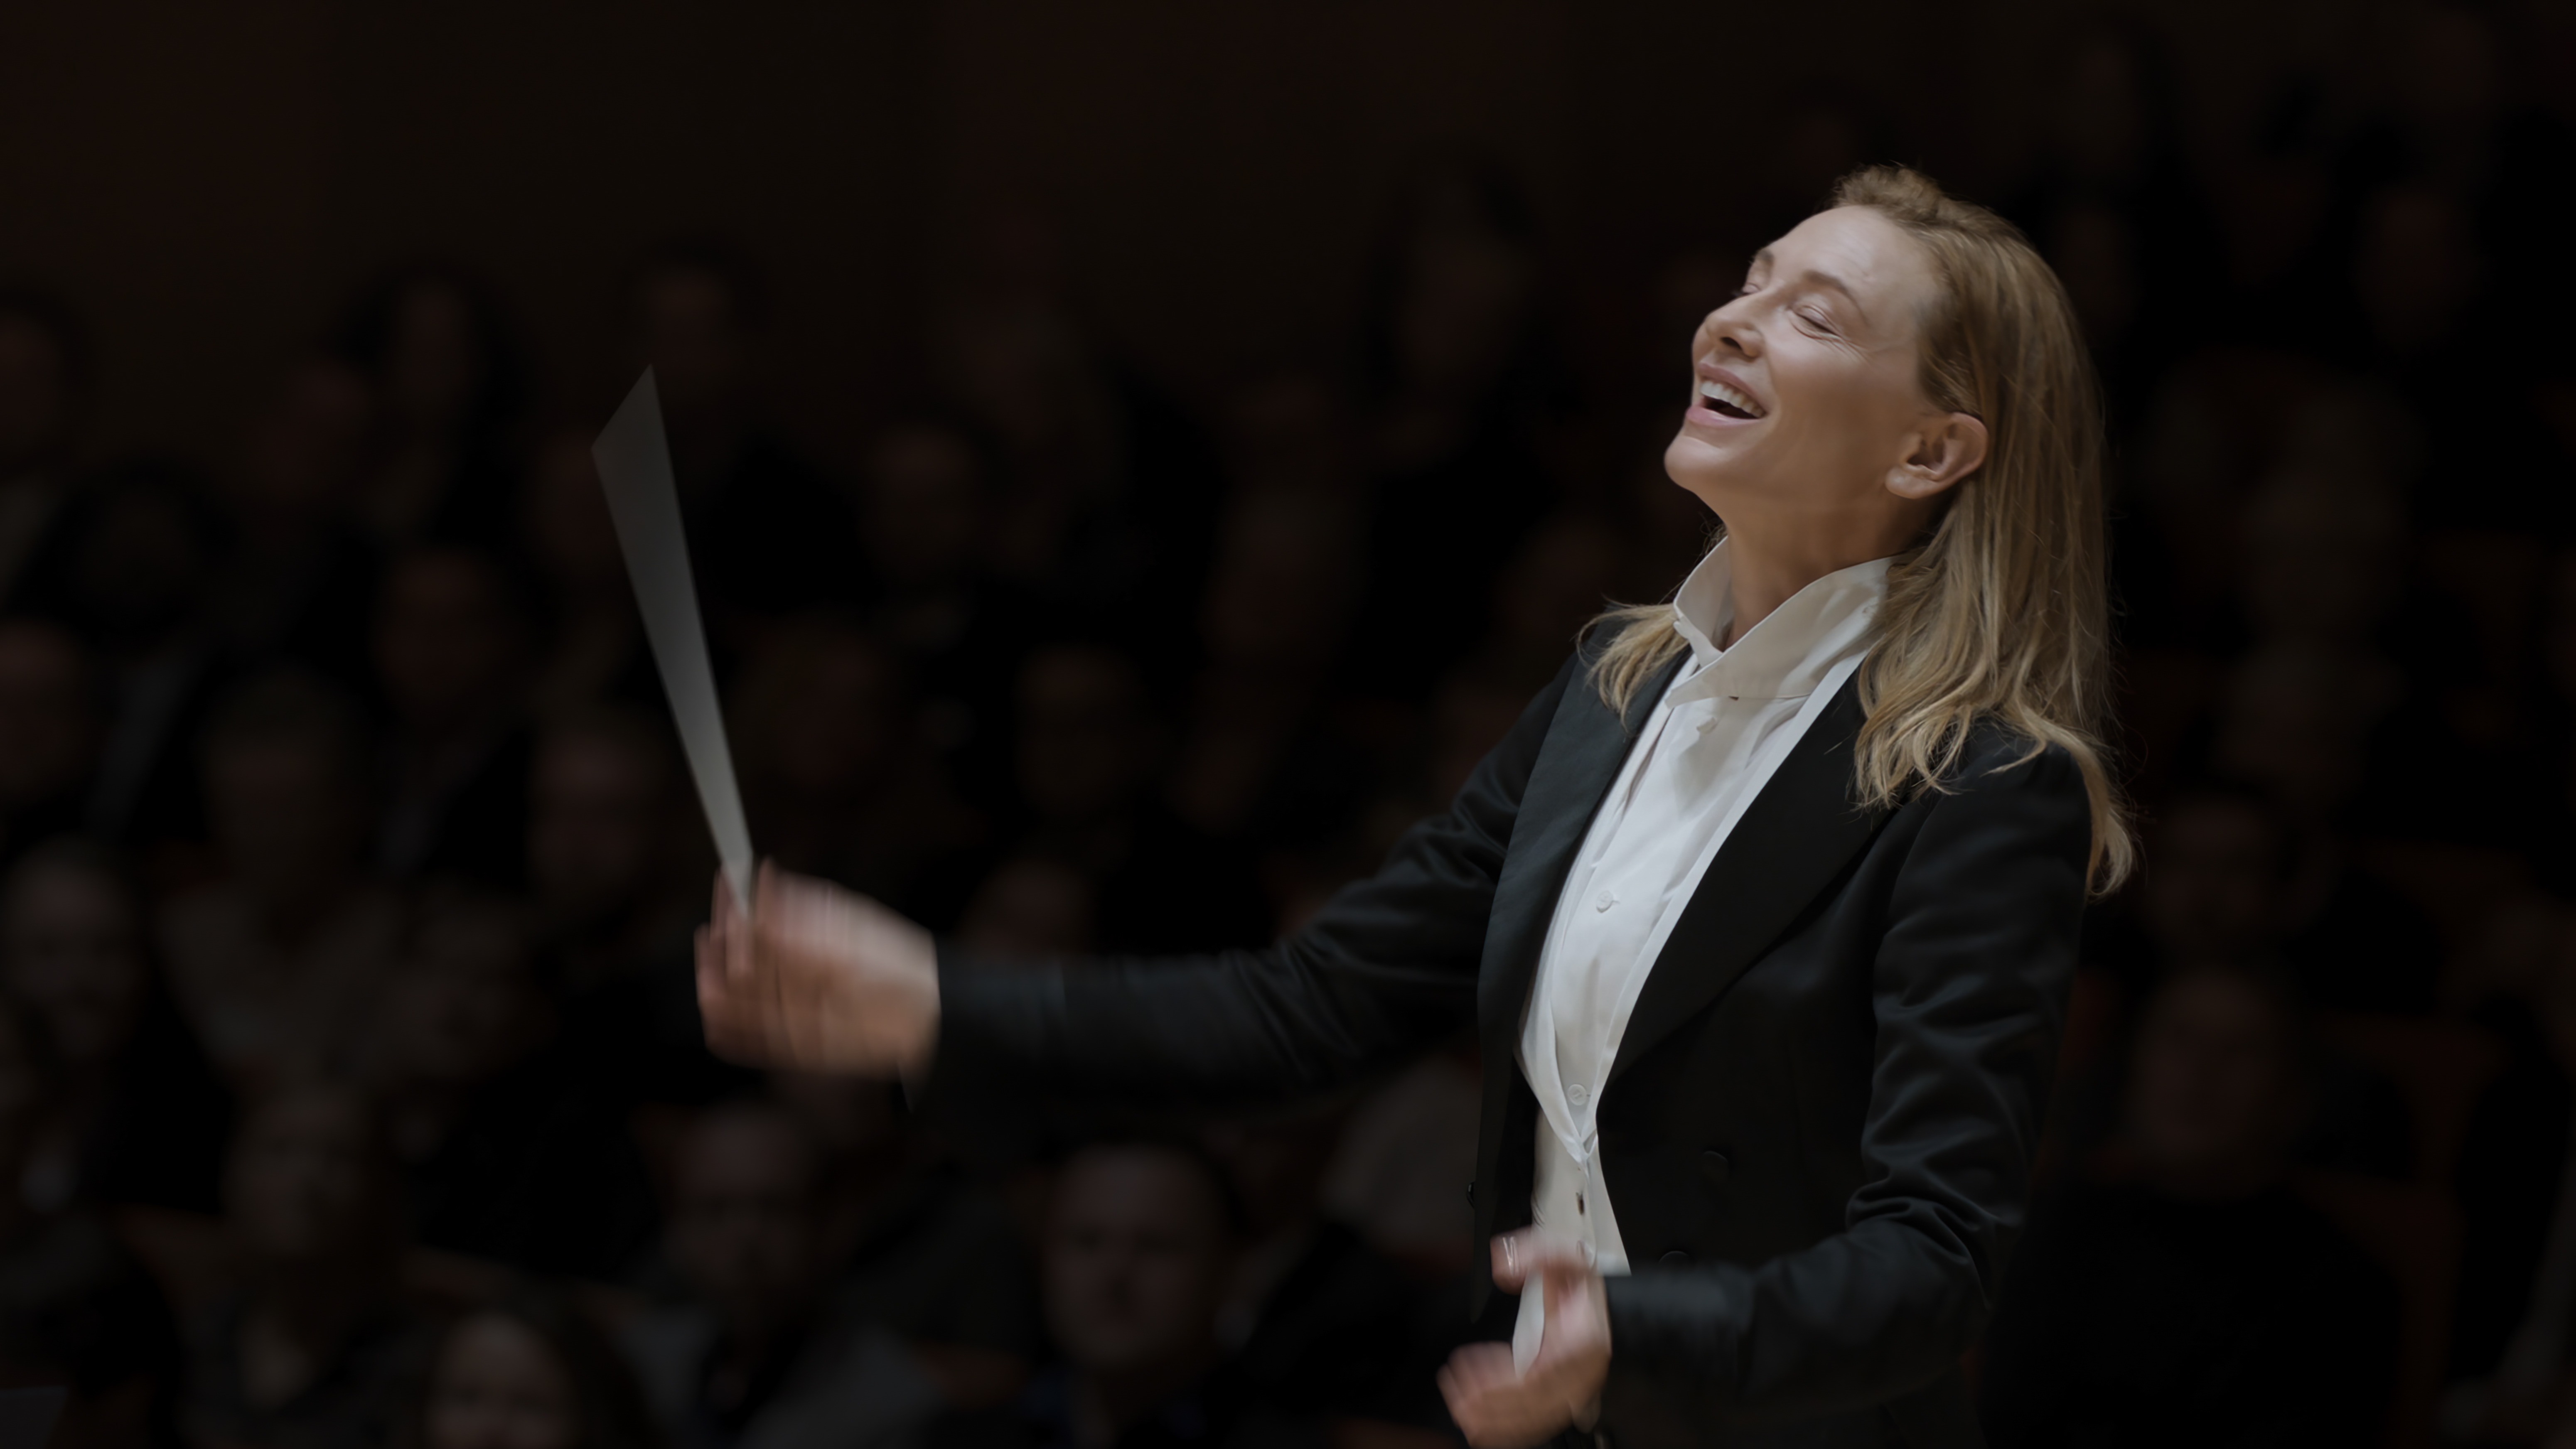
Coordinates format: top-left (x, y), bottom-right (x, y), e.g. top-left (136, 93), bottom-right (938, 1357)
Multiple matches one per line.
top-left (1667, 540), bottom-right (1893, 702)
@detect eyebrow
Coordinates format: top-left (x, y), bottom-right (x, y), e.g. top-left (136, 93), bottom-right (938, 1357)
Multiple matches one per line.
top-left (1749, 248), bottom-right (1872, 329)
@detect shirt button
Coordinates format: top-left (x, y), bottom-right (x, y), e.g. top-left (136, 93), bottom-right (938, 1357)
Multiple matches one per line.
top-left (1567, 1082), bottom-right (1588, 1105)
top-left (1594, 890), bottom-right (1615, 912)
top-left (1696, 717), bottom-right (1716, 734)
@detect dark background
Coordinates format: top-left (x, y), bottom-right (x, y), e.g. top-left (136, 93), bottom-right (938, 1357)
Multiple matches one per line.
top-left (3, 2), bottom-right (2575, 1448)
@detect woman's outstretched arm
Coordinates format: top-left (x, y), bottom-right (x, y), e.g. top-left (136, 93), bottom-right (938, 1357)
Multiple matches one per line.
top-left (695, 651), bottom-right (1581, 1102)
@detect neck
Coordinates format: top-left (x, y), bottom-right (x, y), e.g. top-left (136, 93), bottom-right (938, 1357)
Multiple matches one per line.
top-left (1716, 524), bottom-right (1898, 649)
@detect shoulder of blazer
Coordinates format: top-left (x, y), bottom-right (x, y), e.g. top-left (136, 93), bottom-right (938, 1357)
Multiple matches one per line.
top-left (1909, 718), bottom-right (2085, 807)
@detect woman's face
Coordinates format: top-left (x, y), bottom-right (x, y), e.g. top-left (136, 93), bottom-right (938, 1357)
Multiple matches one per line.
top-left (423, 1313), bottom-right (580, 1449)
top-left (1664, 206), bottom-right (1977, 549)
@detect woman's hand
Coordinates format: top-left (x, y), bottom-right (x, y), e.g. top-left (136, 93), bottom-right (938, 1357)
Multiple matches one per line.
top-left (1438, 1230), bottom-right (1613, 1448)
top-left (693, 862), bottom-right (940, 1079)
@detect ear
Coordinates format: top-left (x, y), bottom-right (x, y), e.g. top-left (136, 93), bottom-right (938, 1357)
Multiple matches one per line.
top-left (1885, 411), bottom-right (1988, 501)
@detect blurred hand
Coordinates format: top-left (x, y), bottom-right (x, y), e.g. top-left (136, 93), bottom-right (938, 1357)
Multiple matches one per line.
top-left (1438, 1230), bottom-right (1612, 1448)
top-left (694, 862), bottom-right (940, 1078)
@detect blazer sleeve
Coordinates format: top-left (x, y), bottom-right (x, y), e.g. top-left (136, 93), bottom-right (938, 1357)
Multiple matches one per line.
top-left (1600, 732), bottom-right (2093, 1431)
top-left (919, 652), bottom-right (1576, 1114)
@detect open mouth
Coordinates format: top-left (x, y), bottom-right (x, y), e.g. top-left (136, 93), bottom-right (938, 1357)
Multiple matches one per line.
top-left (1697, 378), bottom-right (1766, 420)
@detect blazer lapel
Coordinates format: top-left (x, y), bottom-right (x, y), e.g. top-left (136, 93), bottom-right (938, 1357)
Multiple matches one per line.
top-left (1607, 674), bottom-right (1886, 1083)
top-left (1474, 651), bottom-right (1683, 1055)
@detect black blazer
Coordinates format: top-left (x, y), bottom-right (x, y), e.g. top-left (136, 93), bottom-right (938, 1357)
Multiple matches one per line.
top-left (930, 639), bottom-right (2092, 1449)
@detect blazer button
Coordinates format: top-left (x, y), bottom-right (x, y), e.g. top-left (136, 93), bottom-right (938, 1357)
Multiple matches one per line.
top-left (1659, 1249), bottom-right (1691, 1266)
top-left (1701, 1150), bottom-right (1732, 1186)
top-left (1465, 1180), bottom-right (1476, 1206)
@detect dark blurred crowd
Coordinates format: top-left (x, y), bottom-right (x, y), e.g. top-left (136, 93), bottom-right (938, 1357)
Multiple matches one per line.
top-left (3, 7), bottom-right (2576, 1449)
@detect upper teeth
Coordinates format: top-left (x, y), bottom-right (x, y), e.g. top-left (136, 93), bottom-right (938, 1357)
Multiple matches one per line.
top-left (1699, 379), bottom-right (1763, 416)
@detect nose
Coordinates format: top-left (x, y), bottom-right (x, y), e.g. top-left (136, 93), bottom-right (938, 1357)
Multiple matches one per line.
top-left (1701, 301), bottom-right (1760, 361)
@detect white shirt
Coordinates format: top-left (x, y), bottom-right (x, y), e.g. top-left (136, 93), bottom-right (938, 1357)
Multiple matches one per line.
top-left (1511, 542), bottom-right (1890, 1367)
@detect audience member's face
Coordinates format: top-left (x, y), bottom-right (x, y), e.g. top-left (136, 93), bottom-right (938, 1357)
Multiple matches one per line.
top-left (522, 434), bottom-right (624, 593)
top-left (226, 1090), bottom-right (390, 1266)
top-left (239, 362), bottom-right (374, 516)
top-left (0, 625), bottom-right (95, 809)
top-left (529, 734), bottom-right (671, 926)
top-left (863, 427), bottom-right (988, 589)
top-left (386, 285), bottom-right (484, 436)
top-left (2211, 645), bottom-right (2381, 819)
top-left (206, 740), bottom-right (365, 896)
top-left (376, 553), bottom-right (525, 729)
top-left (2141, 799), bottom-right (2283, 961)
top-left (2126, 973), bottom-right (2303, 1194)
top-left (1199, 499), bottom-right (1352, 668)
top-left (423, 1312), bottom-right (580, 1449)
top-left (0, 314), bottom-right (70, 473)
top-left (2237, 474), bottom-right (2400, 644)
top-left (931, 303), bottom-right (1097, 454)
top-left (764, 639), bottom-right (902, 796)
top-left (1018, 651), bottom-right (1155, 822)
top-left (956, 858), bottom-right (1096, 956)
top-left (637, 270), bottom-right (748, 420)
top-left (666, 1110), bottom-right (821, 1334)
top-left (1043, 1147), bottom-right (1232, 1379)
top-left (375, 906), bottom-right (548, 1091)
top-left (1, 862), bottom-right (147, 1073)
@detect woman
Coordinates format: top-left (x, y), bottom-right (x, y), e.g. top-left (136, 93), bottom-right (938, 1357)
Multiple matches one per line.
top-left (699, 166), bottom-right (2131, 1448)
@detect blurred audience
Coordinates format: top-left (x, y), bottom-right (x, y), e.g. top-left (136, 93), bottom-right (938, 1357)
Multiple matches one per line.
top-left (1008, 644), bottom-right (1268, 954)
top-left (629, 242), bottom-right (851, 636)
top-left (0, 290), bottom-right (86, 609)
top-left (1, 841), bottom-right (230, 1214)
top-left (366, 888), bottom-right (656, 1279)
top-left (398, 1290), bottom-right (663, 1449)
top-left (620, 1100), bottom-right (941, 1449)
top-left (1982, 966), bottom-right (2404, 1445)
top-left (1202, 1111), bottom-right (1437, 1427)
top-left (0, 986), bottom-right (184, 1449)
top-left (526, 708), bottom-right (732, 1110)
top-left (767, 1071), bottom-right (1037, 1407)
top-left (182, 1084), bottom-right (428, 1449)
top-left (728, 616), bottom-right (978, 908)
top-left (370, 547), bottom-right (536, 888)
top-left (0, 619), bottom-right (101, 867)
top-left (162, 674), bottom-right (403, 1095)
top-left (851, 420), bottom-right (1030, 815)
top-left (15, 459), bottom-right (233, 860)
top-left (330, 267), bottom-right (527, 553)
top-left (15, 25), bottom-right (2576, 1437)
top-left (934, 1140), bottom-right (1318, 1449)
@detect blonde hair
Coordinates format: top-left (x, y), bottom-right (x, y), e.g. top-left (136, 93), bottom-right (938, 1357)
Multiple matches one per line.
top-left (1590, 166), bottom-right (2134, 891)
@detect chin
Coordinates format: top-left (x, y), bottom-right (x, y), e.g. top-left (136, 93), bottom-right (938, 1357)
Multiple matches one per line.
top-left (1662, 430), bottom-right (1739, 506)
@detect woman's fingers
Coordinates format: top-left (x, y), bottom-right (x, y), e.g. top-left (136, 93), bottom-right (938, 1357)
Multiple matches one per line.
top-left (1490, 1228), bottom-right (1589, 1291)
top-left (1439, 1341), bottom-right (1559, 1449)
